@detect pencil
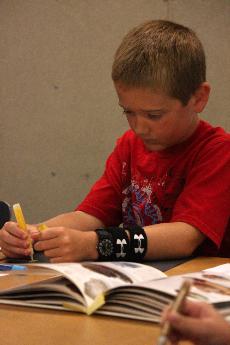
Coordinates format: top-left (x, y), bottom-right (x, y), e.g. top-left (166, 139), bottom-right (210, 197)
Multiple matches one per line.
top-left (13, 203), bottom-right (34, 262)
top-left (157, 279), bottom-right (191, 345)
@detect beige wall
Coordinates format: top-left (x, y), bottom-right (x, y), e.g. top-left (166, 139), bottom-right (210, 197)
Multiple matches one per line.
top-left (0, 0), bottom-right (229, 222)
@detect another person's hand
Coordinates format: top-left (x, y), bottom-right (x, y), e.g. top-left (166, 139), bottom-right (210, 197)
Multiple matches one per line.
top-left (32, 226), bottom-right (98, 262)
top-left (0, 221), bottom-right (36, 258)
top-left (162, 299), bottom-right (230, 345)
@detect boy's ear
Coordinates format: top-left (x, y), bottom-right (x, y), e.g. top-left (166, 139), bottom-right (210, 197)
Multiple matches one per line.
top-left (193, 82), bottom-right (211, 113)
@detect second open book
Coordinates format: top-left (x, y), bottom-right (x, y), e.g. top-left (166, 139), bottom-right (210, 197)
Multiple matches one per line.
top-left (0, 261), bottom-right (230, 322)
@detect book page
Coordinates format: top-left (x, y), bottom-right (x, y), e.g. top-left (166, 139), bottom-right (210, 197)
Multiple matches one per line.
top-left (31, 261), bottom-right (166, 309)
top-left (130, 264), bottom-right (230, 306)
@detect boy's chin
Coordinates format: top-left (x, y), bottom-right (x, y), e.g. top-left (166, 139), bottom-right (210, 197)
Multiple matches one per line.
top-left (143, 142), bottom-right (167, 152)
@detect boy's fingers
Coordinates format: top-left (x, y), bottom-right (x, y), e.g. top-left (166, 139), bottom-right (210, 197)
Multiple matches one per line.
top-left (43, 247), bottom-right (62, 258)
top-left (4, 222), bottom-right (28, 239)
top-left (35, 228), bottom-right (61, 240)
top-left (30, 230), bottom-right (41, 241)
top-left (0, 249), bottom-right (24, 258)
top-left (1, 244), bottom-right (31, 257)
top-left (2, 230), bottom-right (30, 249)
top-left (31, 228), bottom-right (56, 244)
top-left (34, 236), bottom-right (60, 252)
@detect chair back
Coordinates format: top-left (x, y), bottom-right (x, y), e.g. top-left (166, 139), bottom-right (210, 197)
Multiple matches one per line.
top-left (0, 201), bottom-right (11, 228)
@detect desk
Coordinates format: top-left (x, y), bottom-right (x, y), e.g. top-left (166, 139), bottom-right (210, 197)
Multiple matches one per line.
top-left (0, 257), bottom-right (229, 345)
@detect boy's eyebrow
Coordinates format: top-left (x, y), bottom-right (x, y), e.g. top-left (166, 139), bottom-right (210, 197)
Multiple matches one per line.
top-left (118, 103), bottom-right (165, 113)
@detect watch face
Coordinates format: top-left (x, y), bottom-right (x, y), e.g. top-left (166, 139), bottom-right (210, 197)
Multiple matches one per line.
top-left (98, 238), bottom-right (114, 257)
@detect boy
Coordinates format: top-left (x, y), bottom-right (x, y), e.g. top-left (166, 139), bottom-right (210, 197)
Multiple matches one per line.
top-left (0, 20), bottom-right (229, 262)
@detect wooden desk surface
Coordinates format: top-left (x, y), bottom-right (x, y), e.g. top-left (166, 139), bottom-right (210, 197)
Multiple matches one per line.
top-left (0, 257), bottom-right (229, 345)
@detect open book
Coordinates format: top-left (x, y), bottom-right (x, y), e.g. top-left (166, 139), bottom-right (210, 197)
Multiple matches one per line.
top-left (0, 262), bottom-right (230, 322)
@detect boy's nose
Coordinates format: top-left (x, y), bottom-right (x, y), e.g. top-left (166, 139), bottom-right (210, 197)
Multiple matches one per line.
top-left (133, 114), bottom-right (150, 136)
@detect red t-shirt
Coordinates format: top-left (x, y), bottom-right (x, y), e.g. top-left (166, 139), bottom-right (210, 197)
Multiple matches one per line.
top-left (77, 120), bottom-right (230, 257)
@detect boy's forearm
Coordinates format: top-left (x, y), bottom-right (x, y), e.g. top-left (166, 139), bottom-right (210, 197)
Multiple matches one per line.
top-left (82, 220), bottom-right (205, 261)
top-left (84, 221), bottom-right (204, 262)
top-left (40, 213), bottom-right (204, 261)
top-left (43, 210), bottom-right (104, 231)
top-left (144, 222), bottom-right (205, 260)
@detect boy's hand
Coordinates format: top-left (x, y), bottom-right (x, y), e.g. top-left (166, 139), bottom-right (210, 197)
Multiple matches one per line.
top-left (0, 221), bottom-right (35, 258)
top-left (32, 226), bottom-right (98, 263)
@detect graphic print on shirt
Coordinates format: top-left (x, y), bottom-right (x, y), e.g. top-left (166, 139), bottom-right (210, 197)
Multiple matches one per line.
top-left (122, 177), bottom-right (163, 227)
top-left (121, 166), bottom-right (186, 228)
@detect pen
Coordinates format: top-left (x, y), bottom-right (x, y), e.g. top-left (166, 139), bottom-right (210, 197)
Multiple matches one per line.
top-left (157, 279), bottom-right (191, 345)
top-left (0, 264), bottom-right (27, 271)
top-left (13, 203), bottom-right (34, 262)
top-left (0, 264), bottom-right (60, 276)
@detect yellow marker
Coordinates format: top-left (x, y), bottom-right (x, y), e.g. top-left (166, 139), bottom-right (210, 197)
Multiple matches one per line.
top-left (13, 203), bottom-right (34, 261)
top-left (37, 223), bottom-right (48, 231)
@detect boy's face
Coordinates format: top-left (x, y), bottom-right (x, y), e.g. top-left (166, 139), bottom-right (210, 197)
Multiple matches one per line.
top-left (114, 82), bottom-right (199, 151)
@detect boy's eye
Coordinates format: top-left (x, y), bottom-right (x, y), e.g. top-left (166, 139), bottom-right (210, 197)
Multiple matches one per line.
top-left (122, 109), bottom-right (163, 120)
top-left (123, 110), bottom-right (134, 116)
top-left (147, 113), bottom-right (162, 120)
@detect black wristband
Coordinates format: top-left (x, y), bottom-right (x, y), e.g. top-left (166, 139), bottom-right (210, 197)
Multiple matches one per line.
top-left (124, 225), bottom-right (147, 261)
top-left (108, 227), bottom-right (130, 261)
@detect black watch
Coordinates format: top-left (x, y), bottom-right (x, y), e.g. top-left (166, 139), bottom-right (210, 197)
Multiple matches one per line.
top-left (95, 229), bottom-right (114, 261)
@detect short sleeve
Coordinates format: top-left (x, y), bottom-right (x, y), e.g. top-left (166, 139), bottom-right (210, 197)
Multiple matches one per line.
top-left (171, 139), bottom-right (230, 248)
top-left (77, 132), bottom-right (131, 226)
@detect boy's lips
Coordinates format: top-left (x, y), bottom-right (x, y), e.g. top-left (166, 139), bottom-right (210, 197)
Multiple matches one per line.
top-left (142, 139), bottom-right (166, 151)
top-left (142, 138), bottom-right (158, 145)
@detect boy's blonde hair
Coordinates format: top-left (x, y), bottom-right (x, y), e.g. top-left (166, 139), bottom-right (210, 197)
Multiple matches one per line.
top-left (112, 20), bottom-right (206, 105)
